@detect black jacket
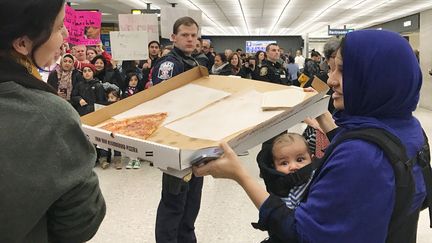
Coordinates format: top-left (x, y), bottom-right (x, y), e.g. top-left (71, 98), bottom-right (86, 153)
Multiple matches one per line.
top-left (254, 59), bottom-right (290, 85)
top-left (47, 69), bottom-right (84, 100)
top-left (71, 78), bottom-right (106, 116)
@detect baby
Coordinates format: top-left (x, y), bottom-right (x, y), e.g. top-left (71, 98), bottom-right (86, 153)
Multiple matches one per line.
top-left (256, 133), bottom-right (315, 243)
top-left (271, 133), bottom-right (314, 209)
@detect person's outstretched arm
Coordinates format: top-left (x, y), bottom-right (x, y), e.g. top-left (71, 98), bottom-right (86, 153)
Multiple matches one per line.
top-left (193, 142), bottom-right (269, 209)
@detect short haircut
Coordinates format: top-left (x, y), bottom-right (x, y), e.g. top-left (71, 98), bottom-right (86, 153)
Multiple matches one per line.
top-left (311, 49), bottom-right (321, 57)
top-left (86, 46), bottom-right (97, 53)
top-left (288, 55), bottom-right (295, 64)
top-left (266, 43), bottom-right (278, 52)
top-left (173, 16), bottom-right (199, 34)
top-left (236, 48), bottom-right (242, 52)
top-left (323, 37), bottom-right (341, 60)
top-left (148, 40), bottom-right (161, 48)
top-left (272, 133), bottom-right (311, 155)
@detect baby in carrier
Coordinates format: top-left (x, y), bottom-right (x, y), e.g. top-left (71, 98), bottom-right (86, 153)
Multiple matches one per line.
top-left (256, 133), bottom-right (316, 242)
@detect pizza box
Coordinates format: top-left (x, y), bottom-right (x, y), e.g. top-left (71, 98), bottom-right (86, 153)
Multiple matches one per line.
top-left (81, 66), bottom-right (330, 178)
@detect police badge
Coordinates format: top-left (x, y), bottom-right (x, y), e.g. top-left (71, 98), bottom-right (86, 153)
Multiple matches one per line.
top-left (158, 61), bottom-right (174, 80)
top-left (260, 67), bottom-right (268, 76)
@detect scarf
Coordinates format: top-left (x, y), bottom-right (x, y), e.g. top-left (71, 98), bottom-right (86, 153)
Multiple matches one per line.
top-left (56, 69), bottom-right (73, 100)
top-left (0, 50), bottom-right (56, 94)
top-left (211, 62), bottom-right (228, 75)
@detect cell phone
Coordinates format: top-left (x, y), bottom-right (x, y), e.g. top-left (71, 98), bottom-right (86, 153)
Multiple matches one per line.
top-left (190, 147), bottom-right (223, 166)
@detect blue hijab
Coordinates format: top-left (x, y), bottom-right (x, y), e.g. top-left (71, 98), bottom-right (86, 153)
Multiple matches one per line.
top-left (334, 30), bottom-right (422, 130)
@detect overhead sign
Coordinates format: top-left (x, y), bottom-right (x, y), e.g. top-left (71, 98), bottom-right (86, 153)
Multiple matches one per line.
top-left (65, 5), bottom-right (101, 45)
top-left (328, 28), bottom-right (354, 36)
top-left (118, 14), bottom-right (159, 42)
top-left (110, 31), bottom-right (149, 61)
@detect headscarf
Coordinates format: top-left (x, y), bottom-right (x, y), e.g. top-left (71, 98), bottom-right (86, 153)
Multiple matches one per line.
top-left (56, 54), bottom-right (74, 100)
top-left (211, 62), bottom-right (229, 75)
top-left (334, 30), bottom-right (422, 130)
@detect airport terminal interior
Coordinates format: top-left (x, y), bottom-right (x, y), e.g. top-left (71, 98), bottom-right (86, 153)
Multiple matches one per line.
top-left (6, 0), bottom-right (432, 242)
top-left (73, 0), bottom-right (432, 242)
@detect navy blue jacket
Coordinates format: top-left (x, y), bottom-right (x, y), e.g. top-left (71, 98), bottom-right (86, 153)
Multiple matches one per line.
top-left (150, 47), bottom-right (198, 86)
top-left (256, 30), bottom-right (426, 242)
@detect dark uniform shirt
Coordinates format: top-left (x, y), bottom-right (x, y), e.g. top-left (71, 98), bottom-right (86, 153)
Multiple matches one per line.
top-left (192, 52), bottom-right (209, 71)
top-left (150, 47), bottom-right (198, 86)
top-left (254, 59), bottom-right (291, 85)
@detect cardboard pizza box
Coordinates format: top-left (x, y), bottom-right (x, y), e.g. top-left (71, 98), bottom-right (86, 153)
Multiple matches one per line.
top-left (81, 66), bottom-right (330, 178)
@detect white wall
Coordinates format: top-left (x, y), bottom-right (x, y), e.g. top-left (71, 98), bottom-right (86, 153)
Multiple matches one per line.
top-left (419, 9), bottom-right (432, 110)
top-left (407, 32), bottom-right (420, 50)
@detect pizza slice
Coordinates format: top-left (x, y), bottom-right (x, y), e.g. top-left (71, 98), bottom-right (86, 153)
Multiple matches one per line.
top-left (101, 112), bottom-right (168, 140)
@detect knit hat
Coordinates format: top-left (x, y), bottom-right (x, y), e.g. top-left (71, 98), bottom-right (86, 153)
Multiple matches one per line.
top-left (80, 63), bottom-right (96, 73)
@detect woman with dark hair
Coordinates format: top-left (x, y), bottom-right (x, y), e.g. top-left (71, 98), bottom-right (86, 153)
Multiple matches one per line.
top-left (255, 50), bottom-right (266, 68)
top-left (194, 30), bottom-right (430, 242)
top-left (47, 53), bottom-right (84, 102)
top-left (0, 1), bottom-right (106, 241)
top-left (91, 54), bottom-right (124, 91)
top-left (211, 53), bottom-right (232, 75)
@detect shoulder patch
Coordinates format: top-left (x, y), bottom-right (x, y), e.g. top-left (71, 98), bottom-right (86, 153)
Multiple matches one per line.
top-left (158, 61), bottom-right (175, 80)
top-left (260, 67), bottom-right (268, 76)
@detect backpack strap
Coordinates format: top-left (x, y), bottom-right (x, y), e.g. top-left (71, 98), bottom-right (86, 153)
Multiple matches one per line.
top-left (418, 130), bottom-right (432, 227)
top-left (335, 128), bottom-right (416, 239)
top-left (303, 128), bottom-right (418, 242)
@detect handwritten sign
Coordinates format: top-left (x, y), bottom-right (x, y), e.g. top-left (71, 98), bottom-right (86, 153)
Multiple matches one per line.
top-left (160, 8), bottom-right (202, 39)
top-left (65, 5), bottom-right (102, 45)
top-left (109, 31), bottom-right (149, 60)
top-left (118, 14), bottom-right (159, 42)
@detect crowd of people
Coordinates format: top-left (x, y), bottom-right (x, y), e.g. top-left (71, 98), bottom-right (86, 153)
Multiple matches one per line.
top-left (1, 0), bottom-right (431, 242)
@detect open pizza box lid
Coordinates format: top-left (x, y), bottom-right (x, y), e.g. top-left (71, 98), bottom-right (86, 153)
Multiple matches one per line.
top-left (81, 66), bottom-right (330, 178)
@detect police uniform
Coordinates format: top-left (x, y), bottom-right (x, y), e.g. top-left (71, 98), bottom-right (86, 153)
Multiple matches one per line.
top-left (254, 59), bottom-right (291, 85)
top-left (151, 46), bottom-right (203, 243)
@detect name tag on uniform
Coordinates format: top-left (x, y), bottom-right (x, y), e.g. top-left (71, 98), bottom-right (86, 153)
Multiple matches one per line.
top-left (280, 74), bottom-right (286, 79)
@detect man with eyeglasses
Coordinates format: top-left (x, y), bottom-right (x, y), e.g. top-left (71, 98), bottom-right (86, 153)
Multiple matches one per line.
top-left (201, 39), bottom-right (214, 70)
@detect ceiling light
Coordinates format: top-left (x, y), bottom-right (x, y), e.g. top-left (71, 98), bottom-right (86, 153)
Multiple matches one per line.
top-left (403, 20), bottom-right (412, 27)
top-left (102, 13), bottom-right (112, 16)
top-left (69, 2), bottom-right (79, 6)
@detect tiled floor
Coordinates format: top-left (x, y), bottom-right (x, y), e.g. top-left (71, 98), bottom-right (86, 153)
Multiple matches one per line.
top-left (89, 108), bottom-right (432, 243)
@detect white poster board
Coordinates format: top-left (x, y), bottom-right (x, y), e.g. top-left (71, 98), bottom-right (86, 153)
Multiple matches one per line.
top-left (118, 14), bottom-right (159, 42)
top-left (109, 31), bottom-right (148, 61)
top-left (161, 7), bottom-right (202, 39)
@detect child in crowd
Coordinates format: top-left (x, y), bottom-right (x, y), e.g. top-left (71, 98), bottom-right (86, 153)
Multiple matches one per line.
top-left (106, 87), bottom-right (120, 104)
top-left (70, 63), bottom-right (106, 116)
top-left (121, 73), bottom-right (142, 169)
top-left (256, 133), bottom-right (315, 243)
top-left (122, 72), bottom-right (141, 99)
top-left (98, 88), bottom-right (123, 169)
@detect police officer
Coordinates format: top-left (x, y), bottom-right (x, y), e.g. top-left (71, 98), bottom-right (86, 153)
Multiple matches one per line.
top-left (149, 17), bottom-right (202, 243)
top-left (254, 43), bottom-right (291, 85)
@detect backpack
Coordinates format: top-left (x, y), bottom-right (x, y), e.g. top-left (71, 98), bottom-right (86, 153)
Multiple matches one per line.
top-left (309, 128), bottom-right (432, 243)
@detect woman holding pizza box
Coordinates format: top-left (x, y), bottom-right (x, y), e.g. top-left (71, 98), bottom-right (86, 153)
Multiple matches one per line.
top-left (0, 0), bottom-right (106, 241)
top-left (193, 30), bottom-right (431, 242)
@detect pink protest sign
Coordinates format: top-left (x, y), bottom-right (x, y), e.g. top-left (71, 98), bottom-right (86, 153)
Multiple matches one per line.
top-left (65, 5), bottom-right (101, 46)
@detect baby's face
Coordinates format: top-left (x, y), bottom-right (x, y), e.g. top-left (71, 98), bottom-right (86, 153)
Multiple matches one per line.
top-left (273, 141), bottom-right (312, 174)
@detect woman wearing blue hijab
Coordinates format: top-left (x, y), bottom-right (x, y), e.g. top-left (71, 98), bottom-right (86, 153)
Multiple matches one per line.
top-left (193, 30), bottom-right (428, 242)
